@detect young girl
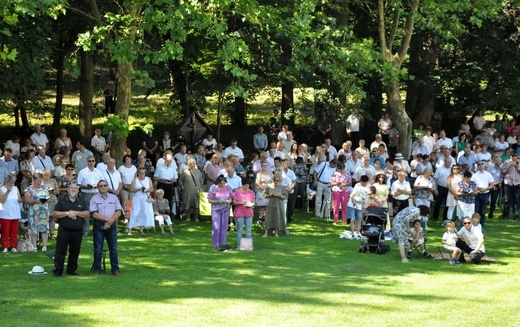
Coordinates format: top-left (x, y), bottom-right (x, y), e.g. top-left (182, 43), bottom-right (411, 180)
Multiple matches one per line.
top-left (407, 219), bottom-right (429, 257)
top-left (442, 220), bottom-right (462, 265)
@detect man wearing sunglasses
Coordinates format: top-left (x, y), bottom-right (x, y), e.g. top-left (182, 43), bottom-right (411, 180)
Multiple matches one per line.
top-left (90, 180), bottom-right (123, 276)
top-left (456, 217), bottom-right (485, 263)
top-left (77, 156), bottom-right (105, 236)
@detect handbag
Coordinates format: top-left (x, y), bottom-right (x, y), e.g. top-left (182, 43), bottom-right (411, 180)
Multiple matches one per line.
top-left (239, 238), bottom-right (253, 251)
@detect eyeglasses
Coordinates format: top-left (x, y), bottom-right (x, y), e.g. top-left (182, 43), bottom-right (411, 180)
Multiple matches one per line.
top-left (88, 160), bottom-right (96, 162)
top-left (463, 222), bottom-right (472, 225)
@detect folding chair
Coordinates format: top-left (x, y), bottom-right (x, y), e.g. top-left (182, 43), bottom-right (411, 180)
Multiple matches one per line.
top-left (408, 219), bottom-right (432, 257)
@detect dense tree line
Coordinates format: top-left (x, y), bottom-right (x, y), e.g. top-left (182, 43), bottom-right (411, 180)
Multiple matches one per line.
top-left (1, 0), bottom-right (519, 162)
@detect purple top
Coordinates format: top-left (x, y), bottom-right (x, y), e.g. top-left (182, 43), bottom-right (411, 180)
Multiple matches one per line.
top-left (208, 184), bottom-right (234, 212)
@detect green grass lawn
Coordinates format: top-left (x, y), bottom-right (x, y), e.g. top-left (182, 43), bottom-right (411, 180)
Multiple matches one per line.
top-left (3, 210), bottom-right (520, 327)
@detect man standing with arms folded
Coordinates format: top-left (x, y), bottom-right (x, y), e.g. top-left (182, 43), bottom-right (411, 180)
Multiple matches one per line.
top-left (90, 180), bottom-right (123, 276)
top-left (53, 183), bottom-right (89, 277)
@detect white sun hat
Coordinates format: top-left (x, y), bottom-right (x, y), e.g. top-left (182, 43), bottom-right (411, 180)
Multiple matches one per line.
top-left (28, 266), bottom-right (48, 275)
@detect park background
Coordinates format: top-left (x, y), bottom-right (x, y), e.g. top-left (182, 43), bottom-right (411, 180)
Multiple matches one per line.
top-left (2, 1), bottom-right (520, 326)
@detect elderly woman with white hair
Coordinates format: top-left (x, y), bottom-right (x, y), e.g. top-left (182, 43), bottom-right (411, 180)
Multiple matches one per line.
top-left (178, 158), bottom-right (204, 221)
top-left (153, 189), bottom-right (174, 234)
top-left (54, 128), bottom-right (73, 152)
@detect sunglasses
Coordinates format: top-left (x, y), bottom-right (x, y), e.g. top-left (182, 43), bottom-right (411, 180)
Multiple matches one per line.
top-left (463, 222), bottom-right (472, 225)
top-left (67, 168), bottom-right (74, 171)
top-left (88, 160), bottom-right (96, 162)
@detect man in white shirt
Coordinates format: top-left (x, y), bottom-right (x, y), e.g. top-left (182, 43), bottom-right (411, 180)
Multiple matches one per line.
top-left (224, 162), bottom-right (242, 191)
top-left (77, 156), bottom-right (105, 236)
top-left (102, 158), bottom-right (123, 197)
top-left (432, 157), bottom-right (452, 221)
top-left (30, 124), bottom-right (49, 151)
top-left (436, 146), bottom-right (456, 170)
top-left (393, 153), bottom-right (411, 175)
top-left (353, 155), bottom-right (376, 183)
top-left (456, 217), bottom-right (485, 263)
top-left (346, 151), bottom-right (362, 176)
top-left (391, 171), bottom-right (412, 213)
top-left (313, 157), bottom-right (337, 218)
top-left (412, 138), bottom-right (430, 157)
top-left (346, 107), bottom-right (363, 147)
top-left (472, 160), bottom-right (498, 227)
top-left (435, 130), bottom-right (453, 151)
top-left (281, 131), bottom-right (296, 153)
top-left (370, 134), bottom-right (387, 153)
top-left (96, 153), bottom-right (111, 172)
top-left (32, 145), bottom-right (55, 174)
top-left (472, 110), bottom-right (486, 132)
top-left (153, 154), bottom-right (179, 212)
top-left (221, 139), bottom-right (244, 162)
top-left (324, 138), bottom-right (337, 161)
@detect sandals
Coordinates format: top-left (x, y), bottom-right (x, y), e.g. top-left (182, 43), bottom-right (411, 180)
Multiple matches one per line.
top-left (401, 257), bottom-right (410, 262)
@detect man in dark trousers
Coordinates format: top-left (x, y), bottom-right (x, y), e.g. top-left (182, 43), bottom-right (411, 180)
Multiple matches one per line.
top-left (53, 183), bottom-right (90, 277)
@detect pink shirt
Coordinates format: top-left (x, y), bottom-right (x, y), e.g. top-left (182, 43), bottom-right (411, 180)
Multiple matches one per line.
top-left (233, 188), bottom-right (255, 218)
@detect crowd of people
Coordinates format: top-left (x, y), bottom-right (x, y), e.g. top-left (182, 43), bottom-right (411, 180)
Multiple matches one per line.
top-left (0, 109), bottom-right (509, 273)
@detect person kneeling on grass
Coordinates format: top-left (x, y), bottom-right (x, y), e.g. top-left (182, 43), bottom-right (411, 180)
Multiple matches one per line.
top-left (392, 205), bottom-right (430, 263)
top-left (407, 219), bottom-right (430, 258)
top-left (442, 220), bottom-right (462, 265)
top-left (456, 216), bottom-right (485, 264)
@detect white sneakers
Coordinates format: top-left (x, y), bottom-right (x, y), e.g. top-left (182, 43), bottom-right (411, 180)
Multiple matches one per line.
top-left (11, 248), bottom-right (17, 253)
top-left (41, 247), bottom-right (47, 252)
top-left (2, 248), bottom-right (7, 253)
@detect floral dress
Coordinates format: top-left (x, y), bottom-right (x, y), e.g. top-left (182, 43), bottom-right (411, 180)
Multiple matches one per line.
top-left (25, 185), bottom-right (50, 235)
top-left (20, 159), bottom-right (35, 192)
top-left (392, 206), bottom-right (421, 246)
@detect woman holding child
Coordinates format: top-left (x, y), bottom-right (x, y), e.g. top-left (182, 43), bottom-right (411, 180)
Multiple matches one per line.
top-left (392, 205), bottom-right (429, 262)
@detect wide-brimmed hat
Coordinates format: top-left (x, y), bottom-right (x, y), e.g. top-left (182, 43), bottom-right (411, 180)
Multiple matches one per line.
top-left (395, 153), bottom-right (404, 159)
top-left (28, 266), bottom-right (47, 275)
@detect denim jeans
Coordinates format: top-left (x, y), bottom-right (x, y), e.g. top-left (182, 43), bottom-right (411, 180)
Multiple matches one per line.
top-left (474, 193), bottom-right (490, 227)
top-left (235, 217), bottom-right (252, 248)
top-left (93, 221), bottom-right (120, 273)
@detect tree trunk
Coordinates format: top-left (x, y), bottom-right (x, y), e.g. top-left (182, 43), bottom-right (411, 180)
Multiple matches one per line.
top-left (112, 62), bottom-right (133, 166)
top-left (280, 41), bottom-right (294, 129)
top-left (52, 44), bottom-right (65, 138)
top-left (233, 96), bottom-right (246, 128)
top-left (363, 77), bottom-right (383, 136)
top-left (386, 79), bottom-right (412, 157)
top-left (79, 50), bottom-right (94, 144)
top-left (406, 31), bottom-right (438, 128)
top-left (169, 58), bottom-right (189, 115)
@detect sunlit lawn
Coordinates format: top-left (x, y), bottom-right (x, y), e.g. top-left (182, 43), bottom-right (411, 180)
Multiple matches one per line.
top-left (3, 209), bottom-right (520, 327)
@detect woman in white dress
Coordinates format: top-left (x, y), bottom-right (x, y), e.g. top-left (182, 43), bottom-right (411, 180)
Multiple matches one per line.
top-left (118, 154), bottom-right (137, 220)
top-left (446, 165), bottom-right (463, 221)
top-left (127, 168), bottom-right (155, 235)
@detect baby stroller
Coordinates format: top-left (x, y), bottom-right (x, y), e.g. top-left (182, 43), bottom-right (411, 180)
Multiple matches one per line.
top-left (358, 206), bottom-right (390, 254)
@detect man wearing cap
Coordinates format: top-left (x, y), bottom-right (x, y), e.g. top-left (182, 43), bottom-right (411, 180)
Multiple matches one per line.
top-left (393, 153), bottom-right (411, 175)
top-left (53, 183), bottom-right (90, 277)
top-left (90, 180), bottom-right (123, 276)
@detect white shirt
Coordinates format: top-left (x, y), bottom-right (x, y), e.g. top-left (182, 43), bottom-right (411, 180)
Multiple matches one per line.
top-left (436, 137), bottom-right (453, 150)
top-left (326, 145), bottom-right (338, 161)
top-left (103, 169), bottom-right (123, 191)
top-left (154, 164), bottom-right (179, 181)
top-left (222, 146), bottom-right (244, 160)
top-left (174, 152), bottom-right (188, 166)
top-left (118, 165), bottom-right (137, 185)
top-left (226, 173), bottom-right (242, 191)
top-left (32, 155), bottom-right (55, 173)
top-left (471, 170), bottom-right (495, 194)
top-left (457, 226), bottom-right (485, 253)
top-left (30, 132), bottom-right (49, 148)
top-left (282, 168), bottom-right (297, 194)
top-left (77, 167), bottom-right (105, 193)
top-left (433, 165), bottom-right (451, 188)
top-left (202, 138), bottom-right (217, 148)
top-left (347, 114), bottom-right (360, 132)
top-left (391, 179), bottom-right (411, 200)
